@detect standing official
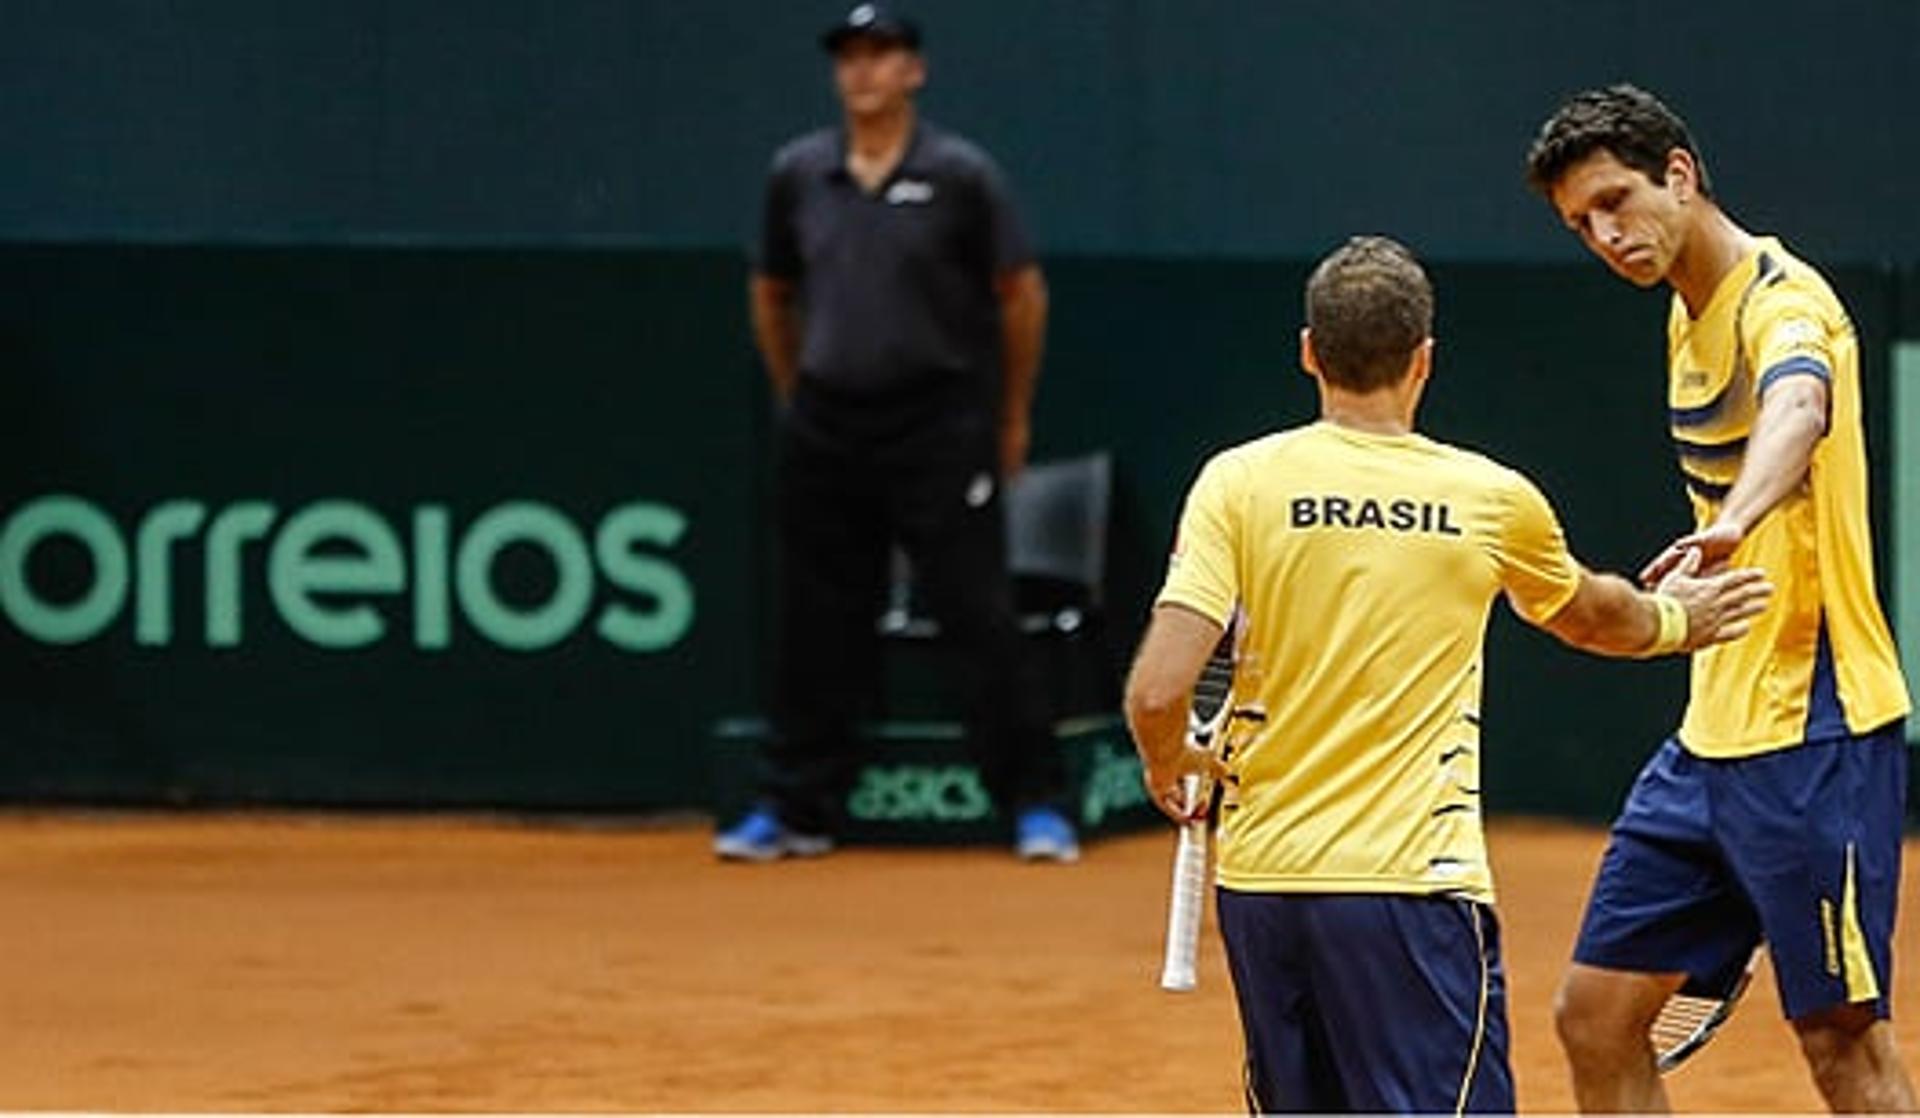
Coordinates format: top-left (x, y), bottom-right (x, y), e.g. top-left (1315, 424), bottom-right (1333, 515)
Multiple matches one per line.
top-left (716, 4), bottom-right (1075, 862)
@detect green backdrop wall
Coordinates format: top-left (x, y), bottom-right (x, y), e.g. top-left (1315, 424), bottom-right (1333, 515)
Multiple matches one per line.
top-left (1, 245), bottom-right (1907, 817)
top-left (0, 245), bottom-right (758, 807)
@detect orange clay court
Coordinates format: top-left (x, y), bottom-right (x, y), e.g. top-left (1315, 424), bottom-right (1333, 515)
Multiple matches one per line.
top-left (0, 813), bottom-right (1913, 1112)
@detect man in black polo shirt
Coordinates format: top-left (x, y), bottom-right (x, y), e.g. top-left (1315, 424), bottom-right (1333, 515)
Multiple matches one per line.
top-left (715, 3), bottom-right (1075, 862)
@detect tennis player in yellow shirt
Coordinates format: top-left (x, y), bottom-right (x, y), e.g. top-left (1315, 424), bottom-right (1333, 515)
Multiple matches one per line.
top-left (1525, 84), bottom-right (1915, 1114)
top-left (1125, 235), bottom-right (1771, 1113)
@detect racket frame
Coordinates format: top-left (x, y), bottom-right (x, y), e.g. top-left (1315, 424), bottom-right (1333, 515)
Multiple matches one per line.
top-left (1158, 627), bottom-right (1239, 992)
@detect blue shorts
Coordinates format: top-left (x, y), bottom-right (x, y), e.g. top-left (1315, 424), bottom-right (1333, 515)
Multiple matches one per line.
top-left (1217, 889), bottom-right (1513, 1114)
top-left (1572, 723), bottom-right (1907, 1020)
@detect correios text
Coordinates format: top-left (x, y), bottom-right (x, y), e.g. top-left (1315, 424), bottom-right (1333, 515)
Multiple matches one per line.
top-left (0, 496), bottom-right (695, 652)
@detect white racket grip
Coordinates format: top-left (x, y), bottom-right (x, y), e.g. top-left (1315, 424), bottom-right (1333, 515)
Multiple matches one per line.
top-left (1159, 776), bottom-right (1208, 992)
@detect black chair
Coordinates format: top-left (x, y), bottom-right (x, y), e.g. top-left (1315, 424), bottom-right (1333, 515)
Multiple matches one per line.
top-left (877, 452), bottom-right (1116, 716)
top-left (878, 451), bottom-right (1111, 636)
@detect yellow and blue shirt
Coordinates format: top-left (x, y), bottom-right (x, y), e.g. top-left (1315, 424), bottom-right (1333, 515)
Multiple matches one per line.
top-left (1156, 422), bottom-right (1583, 903)
top-left (1667, 237), bottom-right (1910, 756)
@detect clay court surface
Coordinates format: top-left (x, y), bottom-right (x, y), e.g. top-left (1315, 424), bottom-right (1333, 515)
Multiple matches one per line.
top-left (1, 814), bottom-right (1914, 1113)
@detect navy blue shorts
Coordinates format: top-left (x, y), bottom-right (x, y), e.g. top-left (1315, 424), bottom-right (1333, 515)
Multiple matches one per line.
top-left (1573, 723), bottom-right (1907, 1020)
top-left (1217, 889), bottom-right (1513, 1114)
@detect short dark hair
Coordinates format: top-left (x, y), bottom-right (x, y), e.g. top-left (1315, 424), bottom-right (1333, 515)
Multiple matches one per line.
top-left (1525, 83), bottom-right (1712, 198)
top-left (1304, 236), bottom-right (1433, 393)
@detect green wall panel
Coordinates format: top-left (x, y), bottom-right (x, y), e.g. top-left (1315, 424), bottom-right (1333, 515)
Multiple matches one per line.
top-left (0, 246), bottom-right (1906, 819)
top-left (0, 244), bottom-right (758, 808)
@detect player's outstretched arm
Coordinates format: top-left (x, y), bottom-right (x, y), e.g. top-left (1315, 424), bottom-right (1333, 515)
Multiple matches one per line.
top-left (1640, 375), bottom-right (1829, 584)
top-left (1537, 549), bottom-right (1772, 658)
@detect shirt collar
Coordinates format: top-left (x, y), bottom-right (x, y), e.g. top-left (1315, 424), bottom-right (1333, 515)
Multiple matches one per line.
top-left (1689, 235), bottom-right (1782, 324)
top-left (828, 121), bottom-right (929, 185)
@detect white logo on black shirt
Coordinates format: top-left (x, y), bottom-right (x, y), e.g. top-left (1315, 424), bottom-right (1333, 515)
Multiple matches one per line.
top-left (885, 179), bottom-right (935, 205)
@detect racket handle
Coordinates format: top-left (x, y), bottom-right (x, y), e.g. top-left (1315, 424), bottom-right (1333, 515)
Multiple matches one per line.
top-left (1159, 776), bottom-right (1208, 992)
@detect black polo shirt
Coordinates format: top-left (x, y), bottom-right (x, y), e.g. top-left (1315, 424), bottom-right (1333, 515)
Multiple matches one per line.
top-left (757, 121), bottom-right (1034, 405)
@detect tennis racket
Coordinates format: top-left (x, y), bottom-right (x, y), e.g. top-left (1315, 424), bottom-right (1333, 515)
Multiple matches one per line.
top-left (1653, 946), bottom-right (1762, 1072)
top-left (1158, 626), bottom-right (1238, 992)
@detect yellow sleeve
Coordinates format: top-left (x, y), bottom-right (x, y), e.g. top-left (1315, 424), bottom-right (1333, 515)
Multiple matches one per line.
top-left (1746, 284), bottom-right (1837, 396)
top-left (1496, 470), bottom-right (1582, 624)
top-left (1154, 453), bottom-right (1239, 626)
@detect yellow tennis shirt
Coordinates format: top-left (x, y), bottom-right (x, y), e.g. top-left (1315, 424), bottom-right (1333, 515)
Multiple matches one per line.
top-left (1667, 237), bottom-right (1909, 756)
top-left (1156, 422), bottom-right (1583, 902)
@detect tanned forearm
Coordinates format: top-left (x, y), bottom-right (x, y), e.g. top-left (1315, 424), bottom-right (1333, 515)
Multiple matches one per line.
top-left (1126, 604), bottom-right (1231, 820)
top-left (995, 266), bottom-right (1047, 471)
top-left (1539, 560), bottom-right (1771, 659)
top-left (1124, 605), bottom-right (1223, 770)
top-left (1713, 376), bottom-right (1827, 535)
top-left (998, 266), bottom-right (1046, 416)
top-left (748, 274), bottom-right (801, 402)
top-left (1540, 569), bottom-right (1664, 656)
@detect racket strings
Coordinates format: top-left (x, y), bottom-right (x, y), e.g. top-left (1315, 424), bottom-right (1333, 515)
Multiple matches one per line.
top-left (1651, 994), bottom-right (1721, 1046)
top-left (1651, 950), bottom-right (1761, 1072)
top-left (1650, 992), bottom-right (1732, 1071)
top-left (1191, 661), bottom-right (1234, 724)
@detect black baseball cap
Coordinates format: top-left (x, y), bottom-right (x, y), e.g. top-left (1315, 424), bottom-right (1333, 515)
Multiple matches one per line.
top-left (820, 3), bottom-right (922, 52)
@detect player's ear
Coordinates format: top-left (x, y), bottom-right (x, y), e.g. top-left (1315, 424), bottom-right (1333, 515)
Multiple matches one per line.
top-left (1408, 338), bottom-right (1434, 386)
top-left (1299, 327), bottom-right (1321, 378)
top-left (1664, 148), bottom-right (1697, 202)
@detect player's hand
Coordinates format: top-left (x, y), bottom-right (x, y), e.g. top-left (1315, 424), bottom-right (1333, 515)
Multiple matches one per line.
top-left (1142, 745), bottom-right (1229, 825)
top-left (998, 415), bottom-right (1030, 480)
top-left (1653, 546), bottom-right (1774, 651)
top-left (1639, 521), bottom-right (1744, 586)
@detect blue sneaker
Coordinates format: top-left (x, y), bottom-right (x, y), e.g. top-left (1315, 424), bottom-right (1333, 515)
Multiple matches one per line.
top-left (713, 807), bottom-right (834, 862)
top-left (1014, 807), bottom-right (1081, 863)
